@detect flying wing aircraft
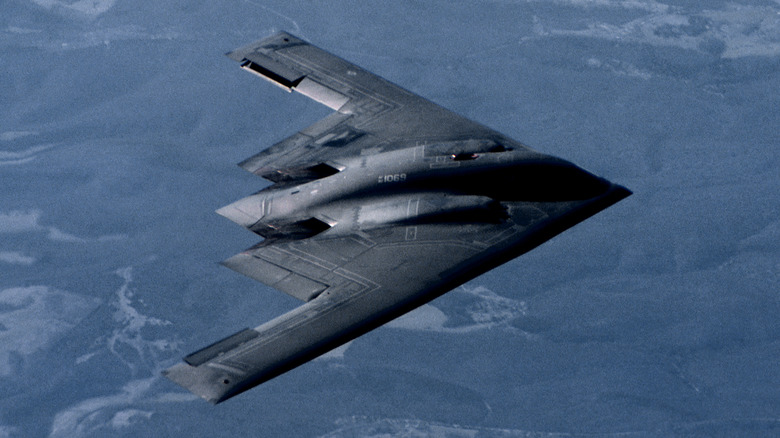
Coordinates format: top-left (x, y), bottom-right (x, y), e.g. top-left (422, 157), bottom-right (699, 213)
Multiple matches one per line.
top-left (163, 31), bottom-right (631, 403)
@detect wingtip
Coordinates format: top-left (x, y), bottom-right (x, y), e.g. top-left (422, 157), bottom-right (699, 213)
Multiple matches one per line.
top-left (162, 362), bottom-right (235, 405)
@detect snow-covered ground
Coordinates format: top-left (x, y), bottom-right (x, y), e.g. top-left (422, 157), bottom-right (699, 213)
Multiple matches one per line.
top-left (1, 0), bottom-right (778, 436)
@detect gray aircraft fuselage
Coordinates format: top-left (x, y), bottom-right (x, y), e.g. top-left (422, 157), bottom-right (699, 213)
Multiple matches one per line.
top-left (218, 144), bottom-right (611, 246)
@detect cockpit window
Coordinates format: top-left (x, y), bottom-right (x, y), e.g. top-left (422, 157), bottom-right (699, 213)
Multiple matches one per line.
top-left (450, 152), bottom-right (480, 161)
top-left (488, 144), bottom-right (512, 153)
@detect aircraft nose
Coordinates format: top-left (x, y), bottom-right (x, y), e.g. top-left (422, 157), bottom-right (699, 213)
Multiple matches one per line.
top-left (544, 162), bottom-right (614, 200)
top-left (608, 184), bottom-right (633, 202)
top-left (497, 158), bottom-right (619, 202)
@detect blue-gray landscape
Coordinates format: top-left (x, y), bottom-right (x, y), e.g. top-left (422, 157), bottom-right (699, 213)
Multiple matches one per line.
top-left (1, 0), bottom-right (778, 436)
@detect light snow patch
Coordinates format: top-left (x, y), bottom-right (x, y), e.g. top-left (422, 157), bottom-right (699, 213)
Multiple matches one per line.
top-left (316, 341), bottom-right (354, 360)
top-left (322, 286), bottom-right (530, 358)
top-left (461, 285), bottom-right (528, 326)
top-left (387, 285), bottom-right (528, 334)
top-left (242, 0), bottom-right (302, 34)
top-left (109, 409), bottom-right (152, 429)
top-left (5, 26), bottom-right (41, 34)
top-left (46, 227), bottom-right (86, 243)
top-left (547, 4), bottom-right (780, 59)
top-left (0, 144), bottom-right (54, 164)
top-left (50, 268), bottom-right (184, 438)
top-left (0, 425), bottom-right (17, 438)
top-left (105, 267), bottom-right (178, 374)
top-left (0, 209), bottom-right (126, 242)
top-left (152, 392), bottom-right (199, 403)
top-left (0, 251), bottom-right (36, 265)
top-left (324, 416), bottom-right (612, 437)
top-left (0, 131), bottom-right (37, 141)
top-left (705, 5), bottom-right (780, 58)
top-left (586, 57), bottom-right (652, 80)
top-left (0, 286), bottom-right (100, 376)
top-left (31, 0), bottom-right (117, 17)
top-left (0, 145), bottom-right (53, 163)
top-left (49, 377), bottom-right (156, 438)
top-left (0, 157), bottom-right (36, 166)
top-left (522, 0), bottom-right (670, 13)
top-left (385, 304), bottom-right (449, 331)
top-left (75, 352), bottom-right (96, 365)
top-left (73, 26), bottom-right (164, 48)
top-left (0, 210), bottom-right (42, 233)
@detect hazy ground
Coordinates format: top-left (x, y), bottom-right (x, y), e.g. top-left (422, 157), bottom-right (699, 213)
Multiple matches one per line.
top-left (1, 0), bottom-right (778, 436)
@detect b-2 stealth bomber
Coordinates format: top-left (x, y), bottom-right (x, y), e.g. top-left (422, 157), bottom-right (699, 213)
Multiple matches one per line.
top-left (163, 31), bottom-right (631, 403)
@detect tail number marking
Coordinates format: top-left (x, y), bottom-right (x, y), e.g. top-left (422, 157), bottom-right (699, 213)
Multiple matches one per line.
top-left (377, 173), bottom-right (407, 184)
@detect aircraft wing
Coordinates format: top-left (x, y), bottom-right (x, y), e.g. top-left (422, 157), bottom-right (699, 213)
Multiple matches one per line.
top-left (224, 31), bottom-right (531, 183)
